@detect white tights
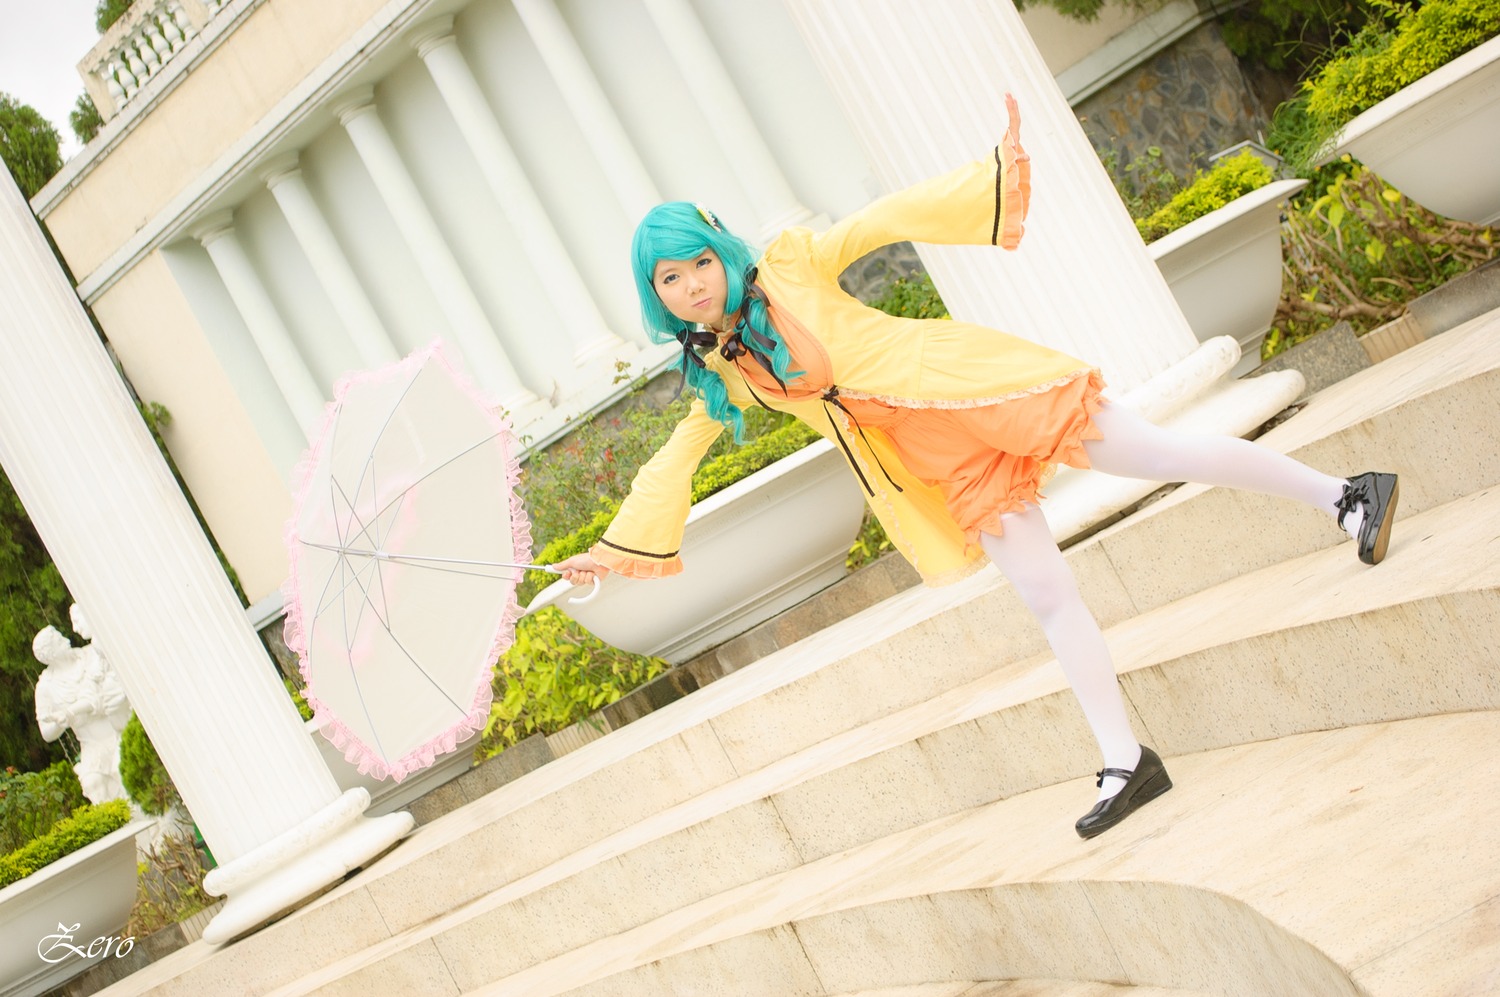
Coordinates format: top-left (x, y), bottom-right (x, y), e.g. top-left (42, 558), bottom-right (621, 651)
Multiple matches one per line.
top-left (978, 401), bottom-right (1348, 800)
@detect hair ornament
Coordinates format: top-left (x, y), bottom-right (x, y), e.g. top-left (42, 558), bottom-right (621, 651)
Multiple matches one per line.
top-left (694, 203), bottom-right (722, 232)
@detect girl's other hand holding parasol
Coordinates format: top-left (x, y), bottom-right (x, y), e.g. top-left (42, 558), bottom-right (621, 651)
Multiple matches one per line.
top-left (552, 552), bottom-right (611, 587)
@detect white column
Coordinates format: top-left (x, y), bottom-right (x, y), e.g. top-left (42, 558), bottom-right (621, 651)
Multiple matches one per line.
top-left (779, 0), bottom-right (1307, 542)
top-left (192, 210), bottom-right (326, 437)
top-left (511, 0), bottom-right (660, 221)
top-left (260, 152), bottom-right (402, 370)
top-left (641, 0), bottom-right (815, 239)
top-left (332, 87), bottom-right (540, 410)
top-left (0, 169), bottom-right (412, 946)
top-left (779, 0), bottom-right (1200, 391)
top-left (410, 19), bottom-right (630, 364)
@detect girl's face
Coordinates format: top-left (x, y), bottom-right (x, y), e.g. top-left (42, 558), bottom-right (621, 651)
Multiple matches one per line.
top-left (652, 249), bottom-right (729, 331)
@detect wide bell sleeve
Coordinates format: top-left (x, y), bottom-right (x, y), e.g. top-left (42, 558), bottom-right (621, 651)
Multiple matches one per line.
top-left (804, 101), bottom-right (1031, 281)
top-left (589, 397), bottom-right (726, 579)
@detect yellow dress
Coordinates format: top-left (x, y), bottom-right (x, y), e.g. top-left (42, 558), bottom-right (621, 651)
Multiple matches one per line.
top-left (592, 127), bottom-right (1105, 587)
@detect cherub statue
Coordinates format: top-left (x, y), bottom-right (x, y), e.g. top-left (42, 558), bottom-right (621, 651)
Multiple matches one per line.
top-left (33, 605), bottom-right (133, 805)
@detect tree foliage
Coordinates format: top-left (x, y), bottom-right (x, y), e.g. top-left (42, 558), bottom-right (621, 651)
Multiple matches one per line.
top-left (96, 0), bottom-right (136, 33)
top-left (70, 93), bottom-right (104, 147)
top-left (1016, 0), bottom-right (1377, 76)
top-left (0, 469), bottom-right (73, 772)
top-left (0, 93), bottom-right (63, 199)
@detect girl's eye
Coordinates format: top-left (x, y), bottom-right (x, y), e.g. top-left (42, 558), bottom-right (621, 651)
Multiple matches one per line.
top-left (660, 274), bottom-right (677, 285)
top-left (696, 257), bottom-right (712, 268)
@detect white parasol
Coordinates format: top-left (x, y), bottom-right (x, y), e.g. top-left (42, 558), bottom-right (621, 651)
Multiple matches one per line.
top-left (282, 343), bottom-right (593, 781)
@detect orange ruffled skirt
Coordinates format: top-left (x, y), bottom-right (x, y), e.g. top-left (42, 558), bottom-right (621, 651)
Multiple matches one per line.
top-left (845, 368), bottom-right (1107, 543)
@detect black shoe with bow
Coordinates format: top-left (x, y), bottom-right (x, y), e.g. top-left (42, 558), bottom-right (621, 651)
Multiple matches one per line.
top-left (1075, 745), bottom-right (1172, 839)
top-left (1337, 471), bottom-right (1400, 565)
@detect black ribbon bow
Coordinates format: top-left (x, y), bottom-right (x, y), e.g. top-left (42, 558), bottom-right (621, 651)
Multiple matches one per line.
top-left (673, 267), bottom-right (785, 392)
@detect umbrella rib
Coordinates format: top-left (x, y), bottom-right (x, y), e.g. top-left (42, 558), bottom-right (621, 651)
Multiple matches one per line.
top-left (302, 543), bottom-right (534, 571)
top-left (361, 430), bottom-right (507, 530)
top-left (307, 548), bottom-right (347, 633)
top-left (347, 362), bottom-right (427, 528)
top-left (365, 560), bottom-right (521, 582)
top-left (314, 555), bottom-right (361, 620)
top-left (337, 554), bottom-right (394, 766)
top-left (331, 476), bottom-right (379, 557)
top-left (345, 563), bottom-right (472, 717)
top-left (344, 481), bottom-right (407, 561)
top-left (344, 555), bottom-right (388, 662)
top-left (318, 552), bottom-right (522, 583)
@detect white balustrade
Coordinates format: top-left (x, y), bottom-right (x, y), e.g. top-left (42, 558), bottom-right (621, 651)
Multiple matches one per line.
top-left (79, 0), bottom-right (218, 122)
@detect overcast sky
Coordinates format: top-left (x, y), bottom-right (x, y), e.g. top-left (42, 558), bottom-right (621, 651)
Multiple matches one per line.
top-left (0, 1), bottom-right (105, 161)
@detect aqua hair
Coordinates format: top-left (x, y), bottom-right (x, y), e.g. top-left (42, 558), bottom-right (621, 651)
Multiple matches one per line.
top-left (631, 202), bottom-right (797, 441)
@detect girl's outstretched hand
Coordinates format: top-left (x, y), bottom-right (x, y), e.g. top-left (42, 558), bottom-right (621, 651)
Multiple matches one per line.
top-left (1004, 92), bottom-right (1027, 162)
top-left (552, 552), bottom-right (611, 587)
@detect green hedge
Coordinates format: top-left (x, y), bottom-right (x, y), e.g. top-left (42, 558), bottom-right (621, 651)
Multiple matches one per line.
top-left (1135, 149), bottom-right (1275, 242)
top-left (1304, 0), bottom-right (1500, 133)
top-left (522, 419), bottom-right (820, 603)
top-left (481, 608), bottom-right (667, 753)
top-left (0, 798), bottom-right (132, 889)
top-left (0, 761), bottom-right (86, 854)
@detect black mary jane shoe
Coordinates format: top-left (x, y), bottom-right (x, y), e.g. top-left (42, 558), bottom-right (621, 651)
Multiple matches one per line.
top-left (1337, 471), bottom-right (1400, 566)
top-left (1075, 745), bottom-right (1172, 840)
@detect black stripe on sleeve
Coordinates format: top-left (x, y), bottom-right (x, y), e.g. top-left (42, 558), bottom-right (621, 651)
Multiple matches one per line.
top-left (599, 538), bottom-right (680, 560)
top-left (990, 146), bottom-right (1003, 245)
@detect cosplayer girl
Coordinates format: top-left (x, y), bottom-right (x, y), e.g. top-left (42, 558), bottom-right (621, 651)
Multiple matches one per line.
top-left (554, 96), bottom-right (1398, 838)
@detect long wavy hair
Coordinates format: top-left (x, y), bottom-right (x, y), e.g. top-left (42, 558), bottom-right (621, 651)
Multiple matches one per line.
top-left (631, 202), bottom-right (797, 441)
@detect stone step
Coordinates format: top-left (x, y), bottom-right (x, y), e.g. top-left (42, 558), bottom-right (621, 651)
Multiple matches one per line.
top-left (836, 986), bottom-right (1212, 997)
top-left (128, 483), bottom-right (1498, 997)
top-left (96, 315), bottom-right (1500, 996)
top-left (251, 486), bottom-right (1498, 995)
top-left (475, 710), bottom-right (1500, 996)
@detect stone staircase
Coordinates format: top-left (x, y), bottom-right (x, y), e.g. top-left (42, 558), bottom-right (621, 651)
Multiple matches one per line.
top-left (99, 309), bottom-right (1500, 996)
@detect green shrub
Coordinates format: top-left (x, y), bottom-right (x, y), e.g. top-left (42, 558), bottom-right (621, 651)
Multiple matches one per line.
top-left (119, 714), bottom-right (178, 816)
top-left (1134, 150), bottom-right (1276, 242)
top-left (127, 827), bottom-right (215, 937)
top-left (283, 676), bottom-right (314, 722)
top-left (0, 798), bottom-right (132, 889)
top-left (1019, 0), bottom-right (1378, 78)
top-left (1267, 160), bottom-right (1496, 356)
top-left (1304, 0), bottom-right (1500, 135)
top-left (1099, 145), bottom-right (1186, 223)
top-left (521, 394), bottom-right (792, 553)
top-left (688, 421), bottom-right (821, 502)
top-left (0, 761), bottom-right (86, 854)
top-left (865, 273), bottom-right (949, 320)
top-left (522, 420), bottom-right (821, 603)
top-left (479, 608), bottom-right (667, 756)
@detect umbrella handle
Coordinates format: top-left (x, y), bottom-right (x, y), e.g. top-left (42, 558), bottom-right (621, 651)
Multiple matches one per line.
top-left (526, 564), bottom-right (602, 605)
top-left (567, 575), bottom-right (601, 605)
